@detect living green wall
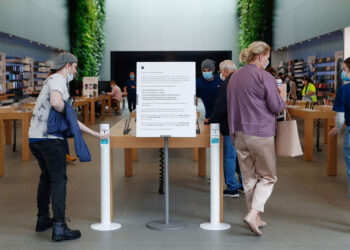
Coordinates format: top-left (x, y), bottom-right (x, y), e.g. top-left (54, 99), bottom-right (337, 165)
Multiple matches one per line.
top-left (237, 0), bottom-right (274, 52)
top-left (68, 0), bottom-right (105, 82)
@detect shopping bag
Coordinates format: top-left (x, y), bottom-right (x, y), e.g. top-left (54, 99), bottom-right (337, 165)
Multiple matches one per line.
top-left (276, 109), bottom-right (303, 157)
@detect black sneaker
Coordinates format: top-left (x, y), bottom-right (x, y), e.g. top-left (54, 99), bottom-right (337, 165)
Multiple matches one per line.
top-left (35, 215), bottom-right (53, 232)
top-left (223, 189), bottom-right (239, 198)
top-left (238, 187), bottom-right (245, 194)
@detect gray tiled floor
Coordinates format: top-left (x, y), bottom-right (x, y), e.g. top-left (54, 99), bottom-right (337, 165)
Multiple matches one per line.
top-left (1, 105), bottom-right (350, 250)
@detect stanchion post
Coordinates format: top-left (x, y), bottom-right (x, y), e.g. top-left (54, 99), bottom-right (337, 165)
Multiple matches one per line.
top-left (91, 124), bottom-right (121, 231)
top-left (200, 123), bottom-right (230, 231)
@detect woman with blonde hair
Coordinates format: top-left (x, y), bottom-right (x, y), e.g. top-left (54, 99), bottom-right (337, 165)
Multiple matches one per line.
top-left (227, 41), bottom-right (285, 235)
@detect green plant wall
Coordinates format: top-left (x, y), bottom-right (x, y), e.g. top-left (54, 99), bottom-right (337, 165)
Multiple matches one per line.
top-left (68, 0), bottom-right (105, 82)
top-left (237, 0), bottom-right (274, 53)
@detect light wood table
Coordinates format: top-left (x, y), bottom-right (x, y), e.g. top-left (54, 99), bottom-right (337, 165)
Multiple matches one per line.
top-left (104, 95), bottom-right (112, 117)
top-left (109, 118), bottom-right (225, 221)
top-left (73, 97), bottom-right (90, 126)
top-left (0, 106), bottom-right (33, 177)
top-left (87, 95), bottom-right (107, 125)
top-left (286, 105), bottom-right (337, 176)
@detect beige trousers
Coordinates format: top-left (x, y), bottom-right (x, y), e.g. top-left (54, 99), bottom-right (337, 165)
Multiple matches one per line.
top-left (234, 131), bottom-right (277, 213)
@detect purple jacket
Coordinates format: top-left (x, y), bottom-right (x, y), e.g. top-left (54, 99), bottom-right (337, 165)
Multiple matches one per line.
top-left (227, 64), bottom-right (285, 138)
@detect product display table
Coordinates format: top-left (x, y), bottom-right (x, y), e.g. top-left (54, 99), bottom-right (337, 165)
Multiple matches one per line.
top-left (286, 105), bottom-right (337, 176)
top-left (86, 95), bottom-right (107, 125)
top-left (105, 95), bottom-right (112, 117)
top-left (109, 118), bottom-right (225, 220)
top-left (71, 97), bottom-right (90, 126)
top-left (0, 106), bottom-right (33, 177)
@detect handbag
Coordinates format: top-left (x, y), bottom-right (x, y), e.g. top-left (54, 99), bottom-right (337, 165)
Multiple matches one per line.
top-left (276, 108), bottom-right (303, 157)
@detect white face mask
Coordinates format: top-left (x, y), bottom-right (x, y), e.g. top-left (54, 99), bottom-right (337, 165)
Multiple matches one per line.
top-left (220, 73), bottom-right (225, 81)
top-left (264, 59), bottom-right (269, 70)
top-left (66, 68), bottom-right (74, 82)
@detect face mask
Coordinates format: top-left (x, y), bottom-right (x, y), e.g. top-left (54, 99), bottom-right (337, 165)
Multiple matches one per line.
top-left (220, 73), bottom-right (225, 81)
top-left (264, 60), bottom-right (269, 70)
top-left (202, 72), bottom-right (213, 80)
top-left (286, 78), bottom-right (290, 82)
top-left (342, 71), bottom-right (350, 81)
top-left (130, 75), bottom-right (135, 80)
top-left (66, 68), bottom-right (74, 82)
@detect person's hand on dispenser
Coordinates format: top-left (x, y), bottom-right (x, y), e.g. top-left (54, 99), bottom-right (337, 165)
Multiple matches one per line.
top-left (97, 132), bottom-right (110, 140)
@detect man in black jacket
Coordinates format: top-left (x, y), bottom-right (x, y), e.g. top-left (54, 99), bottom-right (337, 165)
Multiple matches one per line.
top-left (209, 60), bottom-right (243, 197)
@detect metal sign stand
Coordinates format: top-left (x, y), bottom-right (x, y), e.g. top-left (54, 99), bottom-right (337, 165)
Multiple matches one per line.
top-left (146, 137), bottom-right (185, 231)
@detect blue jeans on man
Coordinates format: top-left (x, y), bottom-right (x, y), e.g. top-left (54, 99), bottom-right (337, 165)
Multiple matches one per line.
top-left (223, 135), bottom-right (243, 191)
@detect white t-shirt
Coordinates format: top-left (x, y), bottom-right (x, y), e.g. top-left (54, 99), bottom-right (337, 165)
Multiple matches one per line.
top-left (28, 73), bottom-right (69, 139)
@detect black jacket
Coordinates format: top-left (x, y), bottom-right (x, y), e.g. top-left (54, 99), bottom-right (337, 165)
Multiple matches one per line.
top-left (209, 73), bottom-right (232, 135)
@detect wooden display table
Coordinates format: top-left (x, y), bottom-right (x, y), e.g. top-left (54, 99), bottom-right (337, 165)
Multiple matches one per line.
top-left (109, 118), bottom-right (225, 221)
top-left (87, 95), bottom-right (106, 125)
top-left (286, 105), bottom-right (337, 176)
top-left (72, 97), bottom-right (90, 126)
top-left (0, 106), bottom-right (33, 177)
top-left (104, 95), bottom-right (112, 117)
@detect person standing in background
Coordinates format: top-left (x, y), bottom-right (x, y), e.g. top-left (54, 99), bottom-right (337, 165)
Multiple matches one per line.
top-left (286, 75), bottom-right (297, 100)
top-left (124, 72), bottom-right (137, 112)
top-left (330, 57), bottom-right (350, 200)
top-left (302, 76), bottom-right (317, 103)
top-left (209, 60), bottom-right (243, 198)
top-left (227, 41), bottom-right (285, 235)
top-left (196, 59), bottom-right (222, 123)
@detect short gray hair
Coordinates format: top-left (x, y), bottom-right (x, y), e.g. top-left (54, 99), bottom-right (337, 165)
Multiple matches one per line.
top-left (219, 60), bottom-right (237, 72)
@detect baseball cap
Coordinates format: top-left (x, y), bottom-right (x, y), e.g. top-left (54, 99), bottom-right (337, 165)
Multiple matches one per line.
top-left (52, 52), bottom-right (78, 70)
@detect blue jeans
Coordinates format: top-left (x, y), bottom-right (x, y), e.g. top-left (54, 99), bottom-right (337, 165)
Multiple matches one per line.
top-left (223, 135), bottom-right (242, 191)
top-left (343, 127), bottom-right (350, 198)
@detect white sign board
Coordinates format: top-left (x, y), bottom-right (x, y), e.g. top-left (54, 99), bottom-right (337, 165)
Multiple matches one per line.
top-left (136, 62), bottom-right (196, 138)
top-left (83, 77), bottom-right (99, 97)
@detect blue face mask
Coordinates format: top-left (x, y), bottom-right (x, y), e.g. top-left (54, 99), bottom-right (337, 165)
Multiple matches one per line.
top-left (342, 71), bottom-right (350, 81)
top-left (202, 72), bottom-right (213, 80)
top-left (130, 75), bottom-right (135, 80)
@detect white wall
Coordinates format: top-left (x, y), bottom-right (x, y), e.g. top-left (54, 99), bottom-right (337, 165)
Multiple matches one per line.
top-left (274, 0), bottom-right (350, 49)
top-left (100, 0), bottom-right (239, 80)
top-left (0, 0), bottom-right (69, 50)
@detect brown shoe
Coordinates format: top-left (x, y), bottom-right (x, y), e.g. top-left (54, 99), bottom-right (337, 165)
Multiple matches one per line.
top-left (66, 154), bottom-right (77, 163)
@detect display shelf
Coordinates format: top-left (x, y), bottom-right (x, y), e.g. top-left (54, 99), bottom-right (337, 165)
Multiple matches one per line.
top-left (34, 61), bottom-right (51, 92)
top-left (3, 55), bottom-right (33, 95)
top-left (314, 56), bottom-right (336, 102)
